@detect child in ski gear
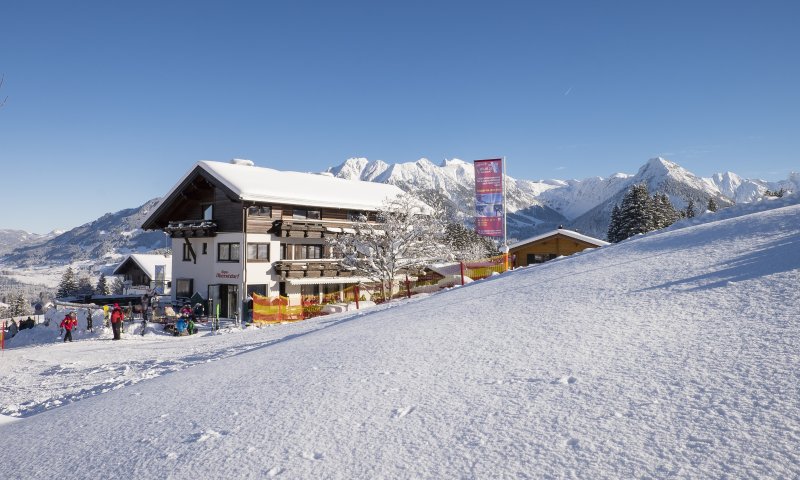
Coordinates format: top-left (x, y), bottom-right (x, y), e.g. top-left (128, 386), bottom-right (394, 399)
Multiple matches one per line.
top-left (110, 303), bottom-right (124, 340)
top-left (175, 317), bottom-right (188, 336)
top-left (60, 312), bottom-right (78, 342)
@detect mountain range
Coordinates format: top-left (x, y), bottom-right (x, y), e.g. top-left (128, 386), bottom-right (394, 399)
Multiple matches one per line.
top-left (327, 156), bottom-right (798, 240)
top-left (0, 158), bottom-right (797, 274)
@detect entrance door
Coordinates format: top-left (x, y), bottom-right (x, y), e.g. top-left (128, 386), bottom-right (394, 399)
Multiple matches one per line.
top-left (207, 284), bottom-right (239, 319)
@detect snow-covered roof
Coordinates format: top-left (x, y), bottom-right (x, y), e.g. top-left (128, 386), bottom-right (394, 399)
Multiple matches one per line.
top-left (171, 160), bottom-right (406, 212)
top-left (427, 262), bottom-right (462, 277)
top-left (113, 254), bottom-right (172, 280)
top-left (508, 228), bottom-right (609, 250)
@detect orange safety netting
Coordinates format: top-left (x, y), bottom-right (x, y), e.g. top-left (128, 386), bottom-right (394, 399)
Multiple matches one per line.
top-left (462, 254), bottom-right (509, 280)
top-left (252, 293), bottom-right (304, 324)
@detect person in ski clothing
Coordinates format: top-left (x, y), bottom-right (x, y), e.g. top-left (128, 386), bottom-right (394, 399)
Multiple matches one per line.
top-left (110, 303), bottom-right (124, 340)
top-left (8, 319), bottom-right (19, 338)
top-left (60, 311), bottom-right (78, 342)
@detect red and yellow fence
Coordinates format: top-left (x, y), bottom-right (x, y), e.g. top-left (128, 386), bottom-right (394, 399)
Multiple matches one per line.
top-left (252, 294), bottom-right (304, 324)
top-left (462, 254), bottom-right (509, 281)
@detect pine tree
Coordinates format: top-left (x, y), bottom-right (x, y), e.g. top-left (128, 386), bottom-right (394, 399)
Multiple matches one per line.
top-left (685, 199), bottom-right (696, 218)
top-left (56, 267), bottom-right (78, 298)
top-left (9, 293), bottom-right (32, 317)
top-left (607, 204), bottom-right (622, 242)
top-left (445, 222), bottom-right (499, 261)
top-left (96, 273), bottom-right (111, 295)
top-left (77, 276), bottom-right (94, 295)
top-left (111, 277), bottom-right (125, 295)
top-left (653, 193), bottom-right (679, 229)
top-left (707, 197), bottom-right (718, 212)
top-left (617, 183), bottom-right (654, 241)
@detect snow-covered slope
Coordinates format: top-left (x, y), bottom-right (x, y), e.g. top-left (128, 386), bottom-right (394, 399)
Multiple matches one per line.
top-left (2, 195), bottom-right (798, 479)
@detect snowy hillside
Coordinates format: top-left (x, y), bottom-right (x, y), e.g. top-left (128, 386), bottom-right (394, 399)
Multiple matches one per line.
top-left (0, 229), bottom-right (58, 255)
top-left (0, 198), bottom-right (166, 272)
top-left (1, 195), bottom-right (798, 479)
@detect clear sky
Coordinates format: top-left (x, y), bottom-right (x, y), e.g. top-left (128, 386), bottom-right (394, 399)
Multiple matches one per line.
top-left (1, 0), bottom-right (798, 234)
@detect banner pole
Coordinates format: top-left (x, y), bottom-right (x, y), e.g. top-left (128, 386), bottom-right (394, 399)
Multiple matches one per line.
top-left (502, 156), bottom-right (509, 270)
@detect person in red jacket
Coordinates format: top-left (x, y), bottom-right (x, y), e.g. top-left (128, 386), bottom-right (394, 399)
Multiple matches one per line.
top-left (59, 311), bottom-right (78, 342)
top-left (110, 303), bottom-right (124, 340)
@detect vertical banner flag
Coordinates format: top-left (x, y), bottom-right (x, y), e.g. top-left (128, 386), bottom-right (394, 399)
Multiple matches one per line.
top-left (474, 158), bottom-right (504, 237)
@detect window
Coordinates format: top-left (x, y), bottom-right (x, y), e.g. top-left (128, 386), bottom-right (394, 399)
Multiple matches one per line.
top-left (293, 208), bottom-right (321, 220)
top-left (176, 279), bottom-right (193, 299)
top-left (280, 244), bottom-right (287, 260)
top-left (348, 211), bottom-right (367, 221)
top-left (182, 243), bottom-right (193, 261)
top-left (202, 204), bottom-right (213, 221)
top-left (248, 206), bottom-right (272, 217)
top-left (217, 242), bottom-right (240, 262)
top-left (301, 284), bottom-right (320, 298)
top-left (247, 243), bottom-right (270, 261)
top-left (526, 253), bottom-right (557, 265)
top-left (294, 244), bottom-right (323, 259)
top-left (247, 284), bottom-right (267, 298)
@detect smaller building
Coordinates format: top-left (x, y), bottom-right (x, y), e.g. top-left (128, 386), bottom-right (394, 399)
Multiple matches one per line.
top-left (508, 228), bottom-right (608, 268)
top-left (113, 254), bottom-right (173, 295)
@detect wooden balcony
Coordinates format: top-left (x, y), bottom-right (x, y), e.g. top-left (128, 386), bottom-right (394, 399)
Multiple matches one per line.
top-left (272, 259), bottom-right (356, 279)
top-left (165, 219), bottom-right (218, 238)
top-left (271, 220), bottom-right (357, 239)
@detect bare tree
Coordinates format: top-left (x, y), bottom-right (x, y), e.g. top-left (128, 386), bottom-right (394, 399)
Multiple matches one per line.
top-left (328, 193), bottom-right (451, 299)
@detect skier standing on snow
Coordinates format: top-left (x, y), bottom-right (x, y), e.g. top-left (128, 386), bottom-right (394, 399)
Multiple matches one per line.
top-left (59, 311), bottom-right (78, 342)
top-left (110, 303), bottom-right (124, 340)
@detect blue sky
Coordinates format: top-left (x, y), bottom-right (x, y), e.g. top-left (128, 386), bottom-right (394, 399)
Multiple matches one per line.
top-left (1, 0), bottom-right (798, 233)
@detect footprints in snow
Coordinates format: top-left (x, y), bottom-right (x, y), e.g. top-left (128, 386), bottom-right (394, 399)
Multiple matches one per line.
top-left (392, 406), bottom-right (415, 419)
top-left (555, 375), bottom-right (578, 385)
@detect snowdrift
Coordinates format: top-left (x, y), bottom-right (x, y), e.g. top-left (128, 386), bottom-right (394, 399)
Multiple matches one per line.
top-left (1, 198), bottom-right (799, 479)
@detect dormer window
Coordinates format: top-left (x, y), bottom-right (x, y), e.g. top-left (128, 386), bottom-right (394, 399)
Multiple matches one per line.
top-left (202, 204), bottom-right (213, 221)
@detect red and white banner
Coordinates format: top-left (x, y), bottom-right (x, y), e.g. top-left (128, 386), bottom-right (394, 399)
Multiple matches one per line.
top-left (474, 158), bottom-right (504, 237)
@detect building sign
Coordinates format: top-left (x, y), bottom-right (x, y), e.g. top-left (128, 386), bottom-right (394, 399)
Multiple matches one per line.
top-left (216, 270), bottom-right (241, 280)
top-left (474, 158), bottom-right (504, 237)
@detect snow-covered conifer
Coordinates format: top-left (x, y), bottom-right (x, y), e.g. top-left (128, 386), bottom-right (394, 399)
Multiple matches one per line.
top-left (685, 199), bottom-right (696, 218)
top-left (77, 276), bottom-right (94, 295)
top-left (96, 273), bottom-right (111, 295)
top-left (607, 204), bottom-right (622, 243)
top-left (617, 183), bottom-right (653, 241)
top-left (56, 267), bottom-right (78, 298)
top-left (111, 277), bottom-right (125, 295)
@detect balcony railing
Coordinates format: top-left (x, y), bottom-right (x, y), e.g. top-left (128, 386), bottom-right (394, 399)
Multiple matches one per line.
top-left (165, 219), bottom-right (218, 237)
top-left (271, 219), bottom-right (358, 239)
top-left (272, 259), bottom-right (356, 279)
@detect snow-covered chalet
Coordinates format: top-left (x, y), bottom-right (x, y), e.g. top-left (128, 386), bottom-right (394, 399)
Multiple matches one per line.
top-left (141, 159), bottom-right (405, 320)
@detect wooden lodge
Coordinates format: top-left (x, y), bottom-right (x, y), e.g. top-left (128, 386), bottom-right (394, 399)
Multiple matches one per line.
top-left (508, 227), bottom-right (608, 268)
